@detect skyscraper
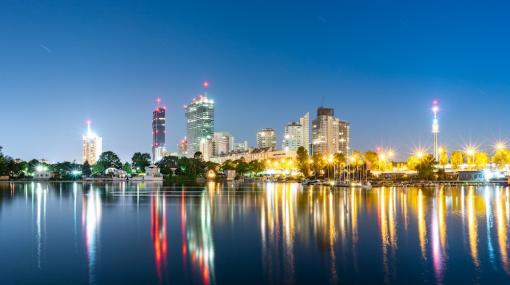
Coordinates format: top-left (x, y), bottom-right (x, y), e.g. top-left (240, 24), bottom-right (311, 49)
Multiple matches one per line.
top-left (82, 120), bottom-right (103, 165)
top-left (283, 122), bottom-right (303, 151)
top-left (299, 112), bottom-right (310, 154)
top-left (257, 128), bottom-right (277, 149)
top-left (185, 82), bottom-right (215, 156)
top-left (312, 107), bottom-right (350, 156)
top-left (152, 98), bottom-right (167, 163)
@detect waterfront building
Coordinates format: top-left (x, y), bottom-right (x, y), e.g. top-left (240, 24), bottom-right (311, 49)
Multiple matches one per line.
top-left (82, 120), bottom-right (103, 165)
top-left (257, 128), bottom-right (277, 149)
top-left (210, 148), bottom-right (296, 164)
top-left (311, 107), bottom-right (350, 156)
top-left (283, 122), bottom-right (303, 151)
top-left (212, 132), bottom-right (234, 156)
top-left (185, 93), bottom-right (215, 156)
top-left (152, 98), bottom-right (167, 163)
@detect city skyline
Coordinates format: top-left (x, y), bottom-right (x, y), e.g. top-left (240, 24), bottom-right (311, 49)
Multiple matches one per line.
top-left (3, 0), bottom-right (510, 162)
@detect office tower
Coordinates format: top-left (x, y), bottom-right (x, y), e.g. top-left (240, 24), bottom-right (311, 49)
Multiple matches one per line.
top-left (283, 122), bottom-right (303, 151)
top-left (152, 98), bottom-right (167, 163)
top-left (312, 107), bottom-right (350, 156)
top-left (257, 128), bottom-right (277, 149)
top-left (185, 83), bottom-right (215, 156)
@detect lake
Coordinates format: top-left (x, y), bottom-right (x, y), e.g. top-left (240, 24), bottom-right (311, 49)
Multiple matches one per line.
top-left (0, 182), bottom-right (509, 285)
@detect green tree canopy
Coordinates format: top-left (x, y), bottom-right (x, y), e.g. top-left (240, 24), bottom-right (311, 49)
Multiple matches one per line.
top-left (131, 152), bottom-right (151, 173)
top-left (94, 151), bottom-right (122, 174)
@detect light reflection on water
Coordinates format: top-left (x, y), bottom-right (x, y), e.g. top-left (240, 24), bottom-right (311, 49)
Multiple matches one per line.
top-left (0, 182), bottom-right (510, 284)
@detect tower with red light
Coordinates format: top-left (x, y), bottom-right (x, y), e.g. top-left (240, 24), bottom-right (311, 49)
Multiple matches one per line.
top-left (152, 98), bottom-right (167, 163)
top-left (432, 100), bottom-right (440, 161)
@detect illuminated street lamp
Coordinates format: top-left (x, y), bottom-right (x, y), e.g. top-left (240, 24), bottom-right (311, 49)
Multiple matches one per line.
top-left (464, 145), bottom-right (477, 168)
top-left (495, 141), bottom-right (507, 152)
top-left (414, 149), bottom-right (425, 160)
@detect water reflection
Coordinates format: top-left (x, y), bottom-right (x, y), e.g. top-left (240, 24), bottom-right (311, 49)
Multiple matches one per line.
top-left (1, 182), bottom-right (510, 284)
top-left (82, 186), bottom-right (102, 285)
top-left (151, 193), bottom-right (168, 282)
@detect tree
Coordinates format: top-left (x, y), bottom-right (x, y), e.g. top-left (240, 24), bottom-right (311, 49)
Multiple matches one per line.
top-left (82, 161), bottom-right (92, 177)
top-left (406, 155), bottom-right (421, 171)
top-left (439, 146), bottom-right (449, 169)
top-left (474, 151), bottom-right (489, 170)
top-left (451, 151), bottom-right (464, 170)
top-left (248, 160), bottom-right (265, 176)
top-left (94, 151), bottom-right (122, 174)
top-left (364, 151), bottom-right (379, 170)
top-left (123, 162), bottom-right (133, 175)
top-left (416, 154), bottom-right (436, 180)
top-left (296, 146), bottom-right (310, 177)
top-left (157, 156), bottom-right (180, 175)
top-left (235, 158), bottom-right (249, 177)
top-left (131, 152), bottom-right (151, 173)
top-left (493, 148), bottom-right (510, 169)
top-left (311, 153), bottom-right (325, 178)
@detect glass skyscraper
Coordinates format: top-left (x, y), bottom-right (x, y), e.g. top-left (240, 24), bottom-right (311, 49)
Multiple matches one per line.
top-left (185, 95), bottom-right (215, 156)
top-left (152, 99), bottom-right (166, 162)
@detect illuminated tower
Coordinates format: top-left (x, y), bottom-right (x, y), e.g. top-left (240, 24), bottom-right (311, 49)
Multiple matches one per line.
top-left (185, 82), bottom-right (215, 156)
top-left (82, 120), bottom-right (103, 165)
top-left (432, 100), bottom-right (440, 161)
top-left (152, 98), bottom-right (167, 163)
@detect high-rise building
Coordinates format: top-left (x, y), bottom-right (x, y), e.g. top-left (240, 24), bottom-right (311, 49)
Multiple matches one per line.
top-left (82, 120), bottom-right (103, 165)
top-left (299, 112), bottom-right (310, 154)
top-left (212, 132), bottom-right (234, 157)
top-left (257, 128), bottom-right (277, 149)
top-left (152, 98), bottom-right (167, 163)
top-left (233, 141), bottom-right (249, 153)
top-left (338, 120), bottom-right (350, 156)
top-left (199, 138), bottom-right (214, 161)
top-left (283, 122), bottom-right (303, 152)
top-left (185, 83), bottom-right (215, 156)
top-left (312, 107), bottom-right (350, 156)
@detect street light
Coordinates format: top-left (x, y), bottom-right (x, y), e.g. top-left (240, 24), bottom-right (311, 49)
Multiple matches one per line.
top-left (495, 141), bottom-right (507, 151)
top-left (464, 145), bottom-right (477, 169)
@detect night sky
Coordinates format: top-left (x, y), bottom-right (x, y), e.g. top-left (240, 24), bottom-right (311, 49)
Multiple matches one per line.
top-left (1, 0), bottom-right (510, 162)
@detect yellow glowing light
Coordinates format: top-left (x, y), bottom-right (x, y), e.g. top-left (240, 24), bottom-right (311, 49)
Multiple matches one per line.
top-left (414, 149), bottom-right (425, 159)
top-left (495, 142), bottom-right (507, 151)
top-left (464, 146), bottom-right (476, 156)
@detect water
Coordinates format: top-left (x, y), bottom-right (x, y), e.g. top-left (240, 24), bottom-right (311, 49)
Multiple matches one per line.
top-left (0, 182), bottom-right (510, 285)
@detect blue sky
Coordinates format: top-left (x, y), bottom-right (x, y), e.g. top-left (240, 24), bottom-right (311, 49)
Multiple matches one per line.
top-left (1, 0), bottom-right (510, 162)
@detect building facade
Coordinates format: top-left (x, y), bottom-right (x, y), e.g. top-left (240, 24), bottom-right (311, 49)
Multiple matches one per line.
top-left (185, 95), bottom-right (215, 156)
top-left (152, 99), bottom-right (166, 162)
top-left (82, 120), bottom-right (103, 165)
top-left (312, 107), bottom-right (350, 156)
top-left (300, 112), bottom-right (310, 154)
top-left (257, 128), bottom-right (277, 149)
top-left (212, 132), bottom-right (234, 157)
top-left (283, 122), bottom-right (303, 151)
top-left (210, 148), bottom-right (297, 164)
